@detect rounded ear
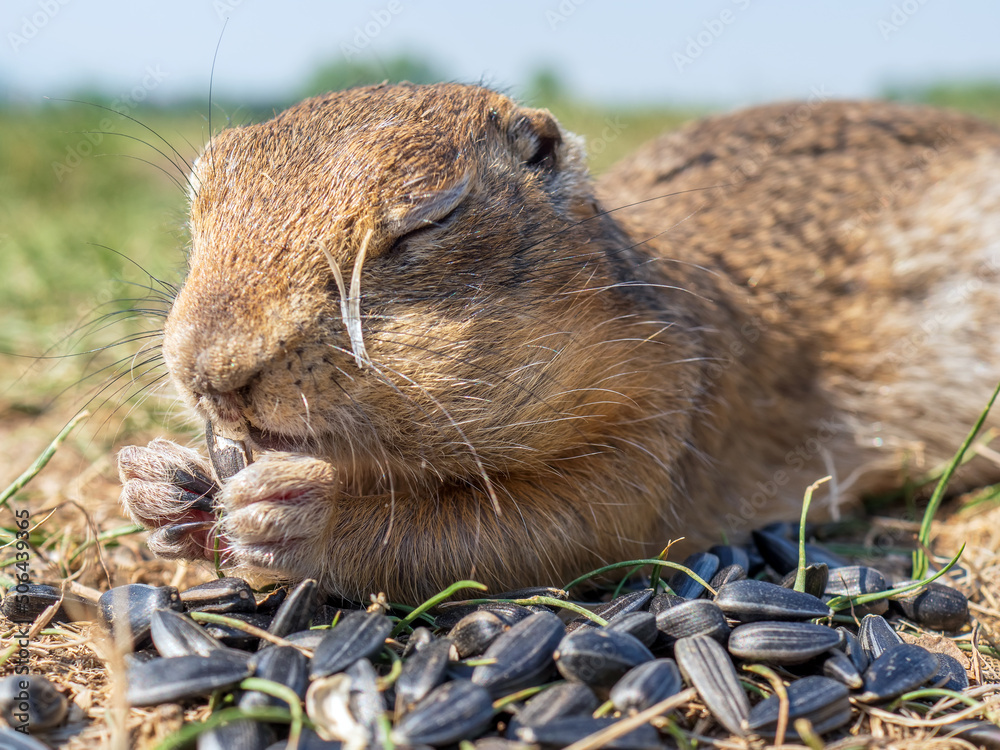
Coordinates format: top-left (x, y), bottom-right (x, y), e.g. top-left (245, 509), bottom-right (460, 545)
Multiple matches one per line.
top-left (508, 107), bottom-right (563, 168)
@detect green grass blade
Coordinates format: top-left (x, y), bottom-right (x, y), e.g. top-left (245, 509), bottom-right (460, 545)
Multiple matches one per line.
top-left (794, 476), bottom-right (830, 593)
top-left (914, 379), bottom-right (1000, 578)
top-left (827, 543), bottom-right (964, 612)
top-left (0, 411), bottom-right (88, 508)
top-left (563, 558), bottom-right (715, 595)
top-left (153, 706), bottom-right (303, 750)
top-left (390, 579), bottom-right (487, 637)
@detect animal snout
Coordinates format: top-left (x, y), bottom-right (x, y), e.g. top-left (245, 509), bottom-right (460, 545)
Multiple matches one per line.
top-left (196, 386), bottom-right (249, 425)
top-left (162, 323), bottom-right (261, 426)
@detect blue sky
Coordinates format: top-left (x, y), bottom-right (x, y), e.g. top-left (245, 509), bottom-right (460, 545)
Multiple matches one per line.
top-left (2, 1), bottom-right (999, 107)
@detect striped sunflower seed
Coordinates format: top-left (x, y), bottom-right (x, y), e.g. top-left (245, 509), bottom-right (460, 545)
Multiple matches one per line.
top-left (675, 635), bottom-right (749, 737)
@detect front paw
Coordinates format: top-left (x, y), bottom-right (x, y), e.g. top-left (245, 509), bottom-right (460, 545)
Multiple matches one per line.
top-left (118, 439), bottom-right (219, 560)
top-left (217, 453), bottom-right (339, 582)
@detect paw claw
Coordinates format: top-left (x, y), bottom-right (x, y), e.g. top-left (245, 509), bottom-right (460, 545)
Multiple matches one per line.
top-left (118, 439), bottom-right (219, 561)
top-left (147, 522), bottom-right (216, 560)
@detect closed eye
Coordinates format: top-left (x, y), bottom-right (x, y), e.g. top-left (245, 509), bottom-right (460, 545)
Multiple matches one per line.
top-left (386, 205), bottom-right (461, 256)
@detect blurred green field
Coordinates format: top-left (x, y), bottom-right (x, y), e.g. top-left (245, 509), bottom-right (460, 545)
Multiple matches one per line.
top-left (2, 79), bottom-right (999, 431)
top-left (0, 105), bottom-right (201, 420)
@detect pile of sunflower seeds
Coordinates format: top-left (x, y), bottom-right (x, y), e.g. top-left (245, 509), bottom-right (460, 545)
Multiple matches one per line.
top-left (2, 525), bottom-right (999, 750)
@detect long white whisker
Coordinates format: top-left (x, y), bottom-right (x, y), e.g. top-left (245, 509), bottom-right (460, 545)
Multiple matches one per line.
top-left (322, 227), bottom-right (373, 370)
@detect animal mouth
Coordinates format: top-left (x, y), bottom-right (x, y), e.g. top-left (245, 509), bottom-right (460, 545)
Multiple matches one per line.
top-left (246, 423), bottom-right (314, 453)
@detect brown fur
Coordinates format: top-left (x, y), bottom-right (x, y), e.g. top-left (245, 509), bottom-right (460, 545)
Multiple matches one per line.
top-left (118, 84), bottom-right (1000, 602)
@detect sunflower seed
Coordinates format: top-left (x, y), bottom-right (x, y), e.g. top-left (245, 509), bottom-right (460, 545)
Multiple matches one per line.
top-left (264, 578), bottom-right (318, 641)
top-left (825, 565), bottom-right (887, 597)
top-left (890, 581), bottom-right (969, 631)
top-left (309, 610), bottom-right (393, 679)
top-left (181, 577), bottom-right (256, 614)
top-left (198, 719), bottom-right (275, 750)
top-left (605, 611), bottom-right (658, 647)
top-left (708, 563), bottom-right (747, 591)
top-left (205, 420), bottom-right (251, 481)
top-left (675, 635), bottom-right (749, 737)
top-left (471, 611), bottom-right (564, 697)
top-left (200, 612), bottom-right (274, 650)
top-left (0, 727), bottom-right (53, 750)
top-left (858, 614), bottom-right (903, 661)
top-left (515, 717), bottom-right (662, 749)
top-left (714, 579), bottom-right (829, 622)
top-left (610, 658), bottom-right (682, 714)
top-left (779, 564), bottom-right (829, 599)
top-left (150, 609), bottom-right (229, 658)
top-left (554, 627), bottom-right (654, 692)
top-left (857, 643), bottom-right (939, 702)
top-left (239, 645), bottom-right (309, 710)
top-left (169, 463), bottom-right (218, 510)
top-left (708, 544), bottom-right (750, 572)
top-left (435, 601), bottom-right (538, 630)
top-left (451, 610), bottom-right (509, 658)
top-left (390, 679), bottom-right (493, 746)
top-left (669, 552), bottom-right (720, 599)
top-left (401, 626), bottom-right (435, 657)
top-left (306, 658), bottom-right (385, 746)
top-left (0, 675), bottom-right (68, 731)
top-left (823, 565), bottom-right (889, 616)
top-left (566, 589), bottom-right (653, 632)
top-left (948, 720), bottom-right (1000, 749)
top-left (1, 583), bottom-right (62, 623)
top-left (822, 647), bottom-right (864, 689)
top-left (509, 682), bottom-right (599, 734)
top-left (254, 587), bottom-right (287, 615)
top-left (395, 636), bottom-right (452, 714)
top-left (98, 583), bottom-right (185, 649)
top-left (648, 592), bottom-right (685, 616)
top-left (282, 629), bottom-right (326, 650)
top-left (342, 659), bottom-right (385, 735)
top-left (124, 649), bottom-right (160, 669)
top-left (746, 675), bottom-right (851, 737)
top-left (931, 652), bottom-right (969, 692)
top-left (655, 599), bottom-right (730, 648)
top-left (751, 529), bottom-right (847, 575)
top-left (728, 621), bottom-right (843, 665)
top-left (836, 627), bottom-right (869, 672)
top-left (126, 652), bottom-right (253, 706)
top-left (0, 583), bottom-right (94, 623)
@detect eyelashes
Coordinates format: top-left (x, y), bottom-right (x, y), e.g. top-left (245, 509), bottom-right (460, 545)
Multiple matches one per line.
top-left (385, 206), bottom-right (462, 257)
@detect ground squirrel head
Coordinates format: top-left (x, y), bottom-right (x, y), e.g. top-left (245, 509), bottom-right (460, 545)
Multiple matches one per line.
top-left (163, 83), bottom-right (648, 490)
